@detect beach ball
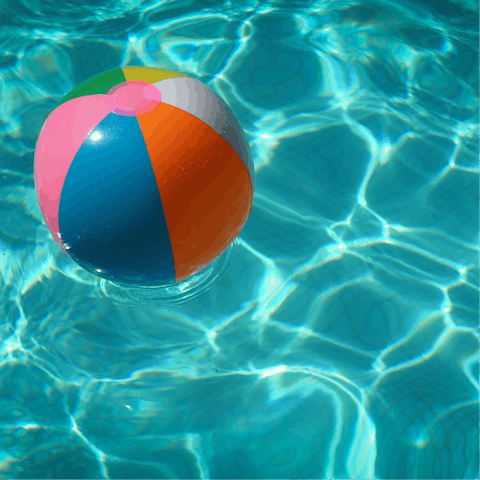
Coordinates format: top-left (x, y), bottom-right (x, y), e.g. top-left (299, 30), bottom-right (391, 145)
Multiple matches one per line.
top-left (34, 66), bottom-right (255, 285)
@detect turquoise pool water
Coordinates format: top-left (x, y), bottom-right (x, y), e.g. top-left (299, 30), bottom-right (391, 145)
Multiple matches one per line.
top-left (0, 0), bottom-right (478, 478)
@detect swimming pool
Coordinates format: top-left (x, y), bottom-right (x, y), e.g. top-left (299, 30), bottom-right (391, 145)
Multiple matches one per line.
top-left (0, 0), bottom-right (478, 478)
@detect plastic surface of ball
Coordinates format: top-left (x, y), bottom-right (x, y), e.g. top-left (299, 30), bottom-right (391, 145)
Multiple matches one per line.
top-left (34, 66), bottom-right (255, 286)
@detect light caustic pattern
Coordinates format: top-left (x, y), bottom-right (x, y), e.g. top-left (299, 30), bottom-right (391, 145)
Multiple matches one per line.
top-left (0, 0), bottom-right (478, 479)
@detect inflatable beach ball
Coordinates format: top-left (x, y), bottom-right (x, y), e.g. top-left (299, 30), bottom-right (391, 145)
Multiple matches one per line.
top-left (34, 66), bottom-right (255, 285)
